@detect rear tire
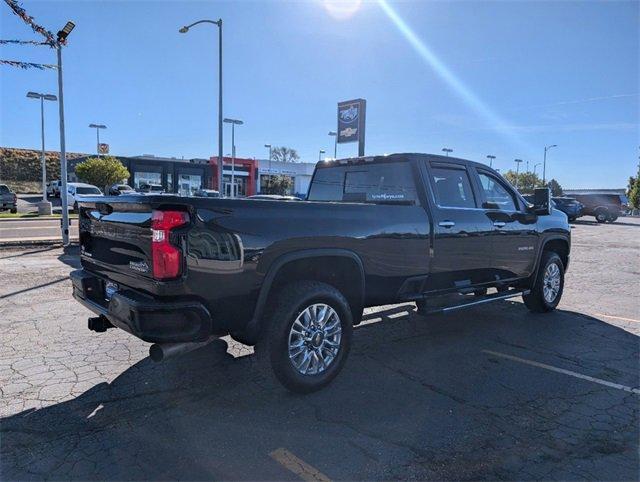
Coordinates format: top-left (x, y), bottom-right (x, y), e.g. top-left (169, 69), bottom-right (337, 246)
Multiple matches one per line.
top-left (523, 251), bottom-right (564, 313)
top-left (595, 208), bottom-right (608, 223)
top-left (607, 214), bottom-right (618, 223)
top-left (256, 281), bottom-right (353, 393)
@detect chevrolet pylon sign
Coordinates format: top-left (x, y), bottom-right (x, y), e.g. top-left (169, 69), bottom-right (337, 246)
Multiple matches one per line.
top-left (337, 99), bottom-right (366, 156)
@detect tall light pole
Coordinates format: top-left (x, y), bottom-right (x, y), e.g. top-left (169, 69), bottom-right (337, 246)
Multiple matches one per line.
top-left (486, 154), bottom-right (496, 168)
top-left (328, 131), bottom-right (337, 159)
top-left (442, 148), bottom-right (453, 157)
top-left (89, 124), bottom-right (107, 156)
top-left (514, 159), bottom-right (523, 189)
top-left (179, 19), bottom-right (223, 195)
top-left (56, 21), bottom-right (75, 246)
top-left (224, 118), bottom-right (243, 198)
top-left (264, 143), bottom-right (272, 193)
top-left (543, 144), bottom-right (557, 185)
top-left (319, 149), bottom-right (326, 162)
top-left (27, 92), bottom-right (57, 210)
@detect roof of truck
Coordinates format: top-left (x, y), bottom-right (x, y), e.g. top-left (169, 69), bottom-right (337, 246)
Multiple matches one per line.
top-left (317, 153), bottom-right (489, 169)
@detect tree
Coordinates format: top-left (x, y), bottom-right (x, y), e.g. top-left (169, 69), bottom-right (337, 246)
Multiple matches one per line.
top-left (502, 170), bottom-right (543, 193)
top-left (266, 175), bottom-right (293, 195)
top-left (546, 178), bottom-right (564, 197)
top-left (75, 156), bottom-right (130, 192)
top-left (628, 167), bottom-right (640, 210)
top-left (271, 146), bottom-right (299, 163)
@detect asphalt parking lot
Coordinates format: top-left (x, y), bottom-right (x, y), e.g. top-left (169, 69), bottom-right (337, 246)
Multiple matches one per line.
top-left (1, 219), bottom-right (638, 480)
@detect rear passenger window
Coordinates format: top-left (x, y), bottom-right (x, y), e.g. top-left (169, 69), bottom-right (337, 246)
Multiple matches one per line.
top-left (478, 172), bottom-right (517, 211)
top-left (308, 162), bottom-right (418, 204)
top-left (429, 167), bottom-right (476, 208)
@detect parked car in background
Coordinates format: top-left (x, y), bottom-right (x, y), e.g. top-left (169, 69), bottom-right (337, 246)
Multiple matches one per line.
top-left (66, 183), bottom-right (103, 212)
top-left (108, 184), bottom-right (137, 196)
top-left (138, 183), bottom-right (164, 194)
top-left (0, 184), bottom-right (17, 214)
top-left (46, 180), bottom-right (62, 198)
top-left (194, 189), bottom-right (221, 198)
top-left (551, 197), bottom-right (584, 222)
top-left (570, 193), bottom-right (628, 223)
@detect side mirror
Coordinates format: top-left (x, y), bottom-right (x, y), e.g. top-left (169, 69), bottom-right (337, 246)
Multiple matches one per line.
top-left (531, 188), bottom-right (552, 215)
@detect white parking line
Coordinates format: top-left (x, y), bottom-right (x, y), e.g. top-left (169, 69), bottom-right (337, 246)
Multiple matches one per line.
top-left (270, 448), bottom-right (331, 482)
top-left (483, 350), bottom-right (640, 395)
top-left (595, 313), bottom-right (640, 324)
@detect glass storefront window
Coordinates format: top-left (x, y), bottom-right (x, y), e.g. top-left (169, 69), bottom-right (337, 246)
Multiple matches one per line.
top-left (178, 174), bottom-right (202, 197)
top-left (134, 171), bottom-right (162, 189)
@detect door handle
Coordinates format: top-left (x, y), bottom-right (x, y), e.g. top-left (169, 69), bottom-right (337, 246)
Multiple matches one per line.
top-left (493, 221), bottom-right (506, 228)
top-left (438, 221), bottom-right (455, 228)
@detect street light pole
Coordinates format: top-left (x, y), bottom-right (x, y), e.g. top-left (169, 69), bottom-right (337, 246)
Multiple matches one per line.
top-left (27, 92), bottom-right (57, 205)
top-left (543, 144), bottom-right (557, 185)
top-left (224, 118), bottom-right (243, 198)
top-left (328, 131), bottom-right (337, 159)
top-left (56, 21), bottom-right (75, 246)
top-left (442, 148), bottom-right (453, 157)
top-left (179, 19), bottom-right (223, 195)
top-left (486, 154), bottom-right (496, 168)
top-left (514, 159), bottom-right (523, 189)
top-left (264, 144), bottom-right (272, 193)
top-left (319, 149), bottom-right (325, 162)
top-left (89, 124), bottom-right (107, 156)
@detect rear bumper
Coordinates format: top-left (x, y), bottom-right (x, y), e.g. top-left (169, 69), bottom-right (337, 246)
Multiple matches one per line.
top-left (70, 269), bottom-right (212, 343)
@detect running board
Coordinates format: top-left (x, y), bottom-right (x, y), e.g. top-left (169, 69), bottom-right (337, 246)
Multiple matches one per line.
top-left (421, 289), bottom-right (530, 315)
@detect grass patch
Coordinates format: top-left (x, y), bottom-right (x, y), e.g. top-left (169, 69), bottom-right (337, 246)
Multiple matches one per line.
top-left (0, 212), bottom-right (78, 219)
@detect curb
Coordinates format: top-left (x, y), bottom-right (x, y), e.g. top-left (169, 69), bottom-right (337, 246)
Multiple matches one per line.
top-left (0, 239), bottom-right (79, 248)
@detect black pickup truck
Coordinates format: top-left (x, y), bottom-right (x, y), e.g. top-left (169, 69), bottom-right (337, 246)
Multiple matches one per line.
top-left (71, 153), bottom-right (570, 393)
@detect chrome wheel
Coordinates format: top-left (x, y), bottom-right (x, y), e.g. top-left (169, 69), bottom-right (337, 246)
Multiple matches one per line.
top-left (543, 262), bottom-right (561, 303)
top-left (288, 303), bottom-right (342, 376)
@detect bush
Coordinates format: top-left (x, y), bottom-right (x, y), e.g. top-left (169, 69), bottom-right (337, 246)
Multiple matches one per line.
top-left (75, 156), bottom-right (130, 191)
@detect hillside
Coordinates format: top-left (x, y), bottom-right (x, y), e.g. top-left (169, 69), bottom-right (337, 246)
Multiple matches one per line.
top-left (0, 147), bottom-right (87, 193)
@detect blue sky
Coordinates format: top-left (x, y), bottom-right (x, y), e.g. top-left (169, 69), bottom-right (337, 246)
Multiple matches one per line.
top-left (1, 0), bottom-right (638, 188)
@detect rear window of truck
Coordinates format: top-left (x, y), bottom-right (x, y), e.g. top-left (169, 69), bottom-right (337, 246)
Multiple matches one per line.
top-left (307, 162), bottom-right (418, 204)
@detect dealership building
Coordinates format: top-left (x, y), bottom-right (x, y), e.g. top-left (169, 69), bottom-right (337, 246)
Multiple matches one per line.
top-left (68, 154), bottom-right (316, 198)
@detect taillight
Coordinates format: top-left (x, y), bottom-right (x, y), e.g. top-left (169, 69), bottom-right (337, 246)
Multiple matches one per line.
top-left (151, 209), bottom-right (189, 280)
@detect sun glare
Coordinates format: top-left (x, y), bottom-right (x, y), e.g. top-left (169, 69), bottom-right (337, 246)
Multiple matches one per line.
top-left (322, 0), bottom-right (363, 20)
top-left (377, 0), bottom-right (531, 153)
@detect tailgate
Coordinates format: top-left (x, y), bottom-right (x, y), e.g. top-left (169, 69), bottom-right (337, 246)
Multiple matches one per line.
top-left (79, 197), bottom-right (156, 279)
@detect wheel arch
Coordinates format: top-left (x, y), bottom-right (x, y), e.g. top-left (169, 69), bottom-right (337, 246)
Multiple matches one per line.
top-left (243, 249), bottom-right (365, 342)
top-left (531, 236), bottom-right (570, 285)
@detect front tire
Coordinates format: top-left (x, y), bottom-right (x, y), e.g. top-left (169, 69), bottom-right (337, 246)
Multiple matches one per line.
top-left (257, 281), bottom-right (353, 393)
top-left (523, 251), bottom-right (564, 313)
top-left (595, 208), bottom-right (608, 223)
